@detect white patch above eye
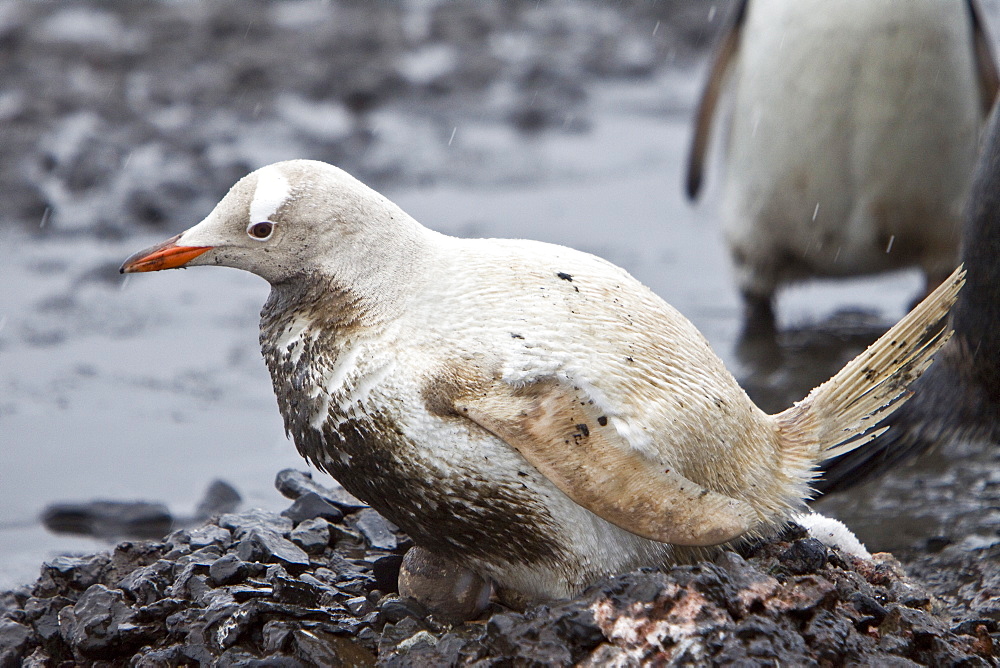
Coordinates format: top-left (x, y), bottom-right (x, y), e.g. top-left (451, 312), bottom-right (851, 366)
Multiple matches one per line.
top-left (249, 165), bottom-right (291, 224)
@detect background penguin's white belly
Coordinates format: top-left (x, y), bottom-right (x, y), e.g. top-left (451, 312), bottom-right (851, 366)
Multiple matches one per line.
top-left (722, 0), bottom-right (980, 294)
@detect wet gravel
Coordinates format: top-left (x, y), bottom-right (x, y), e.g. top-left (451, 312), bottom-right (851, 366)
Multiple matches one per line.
top-left (0, 471), bottom-right (996, 666)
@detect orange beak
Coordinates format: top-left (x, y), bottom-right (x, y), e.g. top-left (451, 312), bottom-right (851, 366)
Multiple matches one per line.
top-left (120, 234), bottom-right (213, 274)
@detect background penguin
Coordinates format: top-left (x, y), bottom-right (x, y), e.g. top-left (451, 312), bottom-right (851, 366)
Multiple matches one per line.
top-left (818, 102), bottom-right (1000, 493)
top-left (687, 0), bottom-right (998, 338)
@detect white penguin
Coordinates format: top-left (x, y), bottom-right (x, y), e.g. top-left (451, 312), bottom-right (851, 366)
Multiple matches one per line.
top-left (121, 160), bottom-right (962, 608)
top-left (688, 0), bottom-right (997, 333)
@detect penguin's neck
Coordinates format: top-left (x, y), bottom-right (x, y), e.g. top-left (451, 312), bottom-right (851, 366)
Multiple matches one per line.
top-left (260, 275), bottom-right (372, 344)
top-left (258, 275), bottom-right (393, 468)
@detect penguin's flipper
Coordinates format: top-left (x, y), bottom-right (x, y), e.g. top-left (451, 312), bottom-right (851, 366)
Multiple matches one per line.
top-left (685, 0), bottom-right (749, 200)
top-left (967, 0), bottom-right (999, 114)
top-left (456, 378), bottom-right (758, 547)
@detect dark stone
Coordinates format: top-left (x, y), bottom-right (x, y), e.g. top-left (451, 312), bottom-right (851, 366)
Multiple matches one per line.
top-left (164, 529), bottom-right (196, 558)
top-left (187, 524), bottom-right (233, 549)
top-left (177, 641), bottom-right (217, 666)
top-left (36, 554), bottom-right (108, 594)
top-left (215, 647), bottom-right (304, 667)
top-left (483, 610), bottom-right (582, 665)
top-left (379, 596), bottom-right (428, 624)
top-left (271, 575), bottom-right (322, 608)
top-left (371, 554), bottom-right (403, 594)
top-left (216, 601), bottom-right (264, 650)
top-left (177, 544), bottom-right (224, 569)
top-left (117, 559), bottom-right (173, 605)
top-left (274, 469), bottom-right (367, 511)
top-left (889, 578), bottom-right (931, 609)
top-left (0, 619), bottom-right (31, 666)
top-left (879, 605), bottom-right (948, 639)
top-left (379, 617), bottom-right (428, 655)
top-left (130, 645), bottom-right (186, 666)
top-left (733, 615), bottom-right (785, 657)
top-left (237, 529), bottom-right (311, 568)
top-left (802, 609), bottom-right (853, 663)
top-left (771, 575), bottom-right (837, 614)
top-left (849, 592), bottom-right (888, 625)
top-left (134, 597), bottom-right (185, 623)
top-left (193, 479), bottom-right (242, 520)
top-left (219, 510), bottom-right (293, 539)
top-left (337, 577), bottom-right (376, 596)
top-left (289, 518), bottom-right (331, 554)
top-left (345, 596), bottom-right (374, 616)
top-left (210, 554), bottom-right (249, 586)
top-left (307, 617), bottom-right (368, 638)
top-left (262, 620), bottom-right (296, 654)
top-left (709, 551), bottom-right (779, 616)
top-left (228, 585), bottom-right (274, 603)
top-left (328, 524), bottom-right (365, 549)
top-left (236, 536), bottom-right (266, 564)
top-left (266, 565), bottom-right (294, 585)
top-left (317, 554), bottom-right (367, 583)
top-left (167, 562), bottom-right (212, 603)
top-left (41, 500), bottom-right (172, 539)
top-left (24, 596), bottom-right (71, 644)
top-left (951, 618), bottom-right (998, 635)
top-left (291, 627), bottom-right (376, 667)
top-left (348, 508), bottom-right (397, 551)
top-left (0, 589), bottom-right (27, 619)
top-left (281, 492), bottom-right (345, 526)
top-left (57, 584), bottom-right (148, 658)
top-left (780, 538), bottom-right (829, 575)
top-left (274, 469), bottom-right (325, 500)
top-left (298, 573), bottom-right (344, 607)
top-left (215, 598), bottom-right (364, 655)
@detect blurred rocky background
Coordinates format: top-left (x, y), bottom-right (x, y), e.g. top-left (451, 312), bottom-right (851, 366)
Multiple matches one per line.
top-left (0, 0), bottom-right (720, 238)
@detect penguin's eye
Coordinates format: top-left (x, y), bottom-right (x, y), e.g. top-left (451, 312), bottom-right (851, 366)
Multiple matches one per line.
top-left (247, 221), bottom-right (274, 240)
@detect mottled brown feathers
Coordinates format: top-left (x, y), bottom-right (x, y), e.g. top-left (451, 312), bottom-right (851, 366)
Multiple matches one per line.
top-left (294, 414), bottom-right (569, 568)
top-left (457, 378), bottom-right (760, 547)
top-left (260, 278), bottom-right (570, 571)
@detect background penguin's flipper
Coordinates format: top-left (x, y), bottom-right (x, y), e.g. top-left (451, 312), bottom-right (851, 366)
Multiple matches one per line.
top-left (967, 0), bottom-right (999, 114)
top-left (685, 0), bottom-right (748, 200)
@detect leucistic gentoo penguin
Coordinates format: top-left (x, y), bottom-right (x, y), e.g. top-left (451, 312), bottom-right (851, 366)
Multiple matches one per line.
top-left (121, 160), bottom-right (962, 606)
top-left (818, 99), bottom-right (1000, 494)
top-left (687, 0), bottom-right (997, 335)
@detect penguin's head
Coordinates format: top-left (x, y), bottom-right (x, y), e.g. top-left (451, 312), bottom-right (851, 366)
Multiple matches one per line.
top-left (121, 159), bottom-right (419, 287)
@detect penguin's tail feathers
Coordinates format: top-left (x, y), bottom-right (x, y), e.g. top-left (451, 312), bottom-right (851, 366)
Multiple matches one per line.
top-left (773, 265), bottom-right (965, 487)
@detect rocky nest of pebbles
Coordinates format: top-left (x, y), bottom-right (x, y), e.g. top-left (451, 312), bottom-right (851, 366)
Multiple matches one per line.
top-left (1, 470), bottom-right (996, 666)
